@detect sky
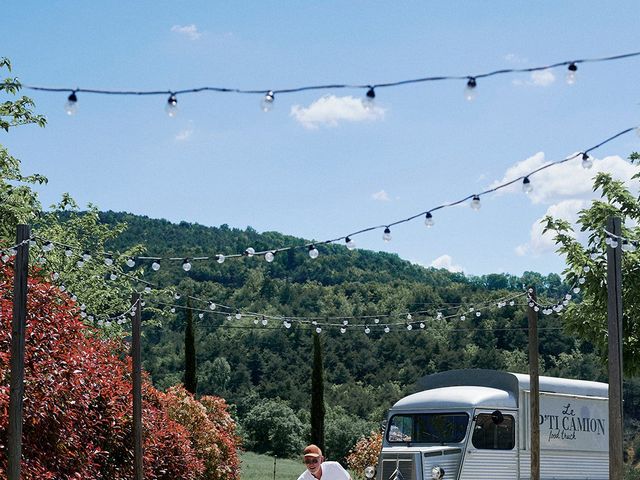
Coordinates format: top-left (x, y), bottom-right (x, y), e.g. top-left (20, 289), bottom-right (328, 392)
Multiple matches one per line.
top-left (2, 1), bottom-right (640, 276)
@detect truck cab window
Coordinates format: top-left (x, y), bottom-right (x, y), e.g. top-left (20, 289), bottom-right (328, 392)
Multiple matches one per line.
top-left (471, 413), bottom-right (515, 450)
top-left (387, 413), bottom-right (468, 444)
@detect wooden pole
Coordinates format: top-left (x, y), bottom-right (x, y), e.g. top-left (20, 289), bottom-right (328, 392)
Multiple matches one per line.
top-left (131, 293), bottom-right (144, 480)
top-left (7, 225), bottom-right (30, 480)
top-left (527, 286), bottom-right (540, 480)
top-left (273, 455), bottom-right (277, 480)
top-left (606, 216), bottom-right (624, 479)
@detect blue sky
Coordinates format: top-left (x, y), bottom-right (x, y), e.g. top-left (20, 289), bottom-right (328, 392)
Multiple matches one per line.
top-left (3, 1), bottom-right (640, 276)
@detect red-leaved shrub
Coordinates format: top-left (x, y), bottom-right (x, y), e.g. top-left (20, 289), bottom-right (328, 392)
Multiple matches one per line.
top-left (346, 430), bottom-right (382, 480)
top-left (0, 262), bottom-right (238, 479)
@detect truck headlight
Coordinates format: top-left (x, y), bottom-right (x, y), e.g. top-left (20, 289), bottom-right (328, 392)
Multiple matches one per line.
top-left (431, 465), bottom-right (445, 479)
top-left (364, 465), bottom-right (376, 479)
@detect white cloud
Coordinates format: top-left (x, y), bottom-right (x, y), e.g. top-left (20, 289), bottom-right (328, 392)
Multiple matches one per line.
top-left (490, 153), bottom-right (639, 205)
top-left (290, 95), bottom-right (385, 129)
top-left (371, 190), bottom-right (391, 202)
top-left (175, 128), bottom-right (194, 141)
top-left (430, 254), bottom-right (463, 273)
top-left (515, 199), bottom-right (586, 256)
top-left (171, 24), bottom-right (202, 40)
top-left (504, 53), bottom-right (528, 64)
top-left (495, 152), bottom-right (640, 257)
top-left (512, 69), bottom-right (555, 87)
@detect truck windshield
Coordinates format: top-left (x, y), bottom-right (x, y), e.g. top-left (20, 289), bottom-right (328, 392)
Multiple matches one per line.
top-left (387, 413), bottom-right (468, 444)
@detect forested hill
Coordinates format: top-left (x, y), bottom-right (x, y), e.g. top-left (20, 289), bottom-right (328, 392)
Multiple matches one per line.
top-left (98, 211), bottom-right (636, 462)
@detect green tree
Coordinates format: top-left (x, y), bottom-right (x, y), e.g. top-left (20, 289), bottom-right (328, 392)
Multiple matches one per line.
top-left (311, 331), bottom-right (325, 451)
top-left (543, 158), bottom-right (640, 375)
top-left (1, 57), bottom-right (46, 239)
top-left (241, 398), bottom-right (305, 458)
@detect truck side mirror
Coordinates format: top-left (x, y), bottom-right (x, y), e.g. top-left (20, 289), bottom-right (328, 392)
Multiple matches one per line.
top-left (491, 410), bottom-right (504, 425)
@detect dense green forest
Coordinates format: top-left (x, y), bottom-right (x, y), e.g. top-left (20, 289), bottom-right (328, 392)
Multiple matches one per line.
top-left (99, 211), bottom-right (640, 463)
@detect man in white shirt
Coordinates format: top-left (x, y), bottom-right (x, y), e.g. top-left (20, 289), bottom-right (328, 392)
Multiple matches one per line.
top-left (297, 444), bottom-right (351, 480)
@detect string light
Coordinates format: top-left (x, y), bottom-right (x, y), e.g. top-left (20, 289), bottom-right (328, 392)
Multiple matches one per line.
top-left (245, 247), bottom-right (255, 257)
top-left (182, 259), bottom-right (192, 271)
top-left (464, 77), bottom-right (477, 101)
top-left (27, 125), bottom-right (638, 275)
top-left (522, 177), bottom-right (533, 194)
top-left (345, 237), bottom-right (357, 250)
top-left (424, 212), bottom-right (434, 227)
top-left (21, 51), bottom-right (639, 113)
top-left (566, 63), bottom-right (578, 85)
top-left (261, 91), bottom-right (275, 112)
top-left (165, 94), bottom-right (178, 117)
top-left (581, 152), bottom-right (593, 169)
top-left (265, 251), bottom-right (275, 262)
top-left (308, 245), bottom-right (319, 259)
top-left (470, 195), bottom-right (481, 210)
top-left (64, 91), bottom-right (78, 115)
top-left (151, 260), bottom-right (161, 271)
top-left (104, 253), bottom-right (114, 266)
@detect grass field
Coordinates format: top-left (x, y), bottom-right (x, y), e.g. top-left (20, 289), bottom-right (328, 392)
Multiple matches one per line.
top-left (239, 451), bottom-right (303, 480)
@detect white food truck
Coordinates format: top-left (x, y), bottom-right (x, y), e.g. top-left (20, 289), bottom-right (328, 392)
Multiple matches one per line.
top-left (368, 369), bottom-right (608, 480)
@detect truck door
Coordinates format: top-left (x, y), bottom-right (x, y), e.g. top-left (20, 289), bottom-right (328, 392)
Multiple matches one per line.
top-left (459, 410), bottom-right (518, 480)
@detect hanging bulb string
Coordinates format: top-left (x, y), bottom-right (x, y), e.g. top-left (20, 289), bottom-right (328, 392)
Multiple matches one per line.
top-left (27, 124), bottom-right (639, 269)
top-left (16, 50), bottom-right (640, 99)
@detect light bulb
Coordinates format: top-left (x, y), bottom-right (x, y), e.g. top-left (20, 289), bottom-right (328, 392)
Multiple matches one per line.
top-left (198, 313), bottom-right (204, 319)
top-left (406, 313), bottom-right (412, 320)
top-left (165, 94), bottom-right (178, 117)
top-left (406, 324), bottom-right (413, 331)
top-left (245, 247), bottom-right (255, 257)
top-left (209, 302), bottom-right (216, 310)
top-left (110, 273), bottom-right (118, 280)
top-left (374, 318), bottom-right (379, 324)
top-left (174, 292), bottom-right (181, 300)
top-left (59, 284), bottom-right (66, 292)
top-left (470, 195), bottom-right (481, 210)
top-left (308, 245), bottom-right (319, 259)
top-left (581, 153), bottom-right (593, 169)
top-left (424, 212), bottom-right (434, 227)
top-left (265, 251), bottom-right (275, 262)
top-left (316, 327), bottom-right (322, 334)
top-left (364, 326), bottom-right (370, 334)
top-left (573, 287), bottom-right (580, 294)
top-left (460, 315), bottom-right (466, 321)
top-left (65, 91), bottom-right (78, 116)
top-left (151, 260), bottom-right (161, 271)
top-left (384, 326), bottom-right (390, 333)
top-left (284, 321), bottom-right (291, 329)
top-left (1, 253), bottom-right (9, 263)
top-left (382, 227), bottom-right (392, 242)
top-left (126, 257), bottom-right (136, 268)
top-left (339, 327), bottom-right (347, 334)
top-left (566, 63), bottom-right (577, 85)
top-left (170, 307), bottom-right (176, 313)
top-left (235, 311), bottom-right (242, 320)
top-left (261, 90), bottom-right (275, 112)
top-left (182, 259), bottom-right (192, 271)
top-left (476, 311), bottom-right (481, 317)
top-left (65, 247), bottom-right (73, 257)
top-left (82, 251), bottom-right (91, 261)
top-left (583, 266), bottom-right (590, 273)
top-left (522, 177), bottom-right (533, 194)
top-left (464, 77), bottom-right (477, 101)
top-left (578, 277), bottom-right (586, 284)
top-left (76, 259), bottom-right (84, 268)
top-left (253, 318), bottom-right (259, 325)
top-left (345, 237), bottom-right (356, 250)
top-left (261, 317), bottom-right (268, 326)
top-left (342, 320), bottom-right (349, 326)
top-left (419, 322), bottom-right (425, 329)
top-left (610, 239), bottom-right (619, 248)
top-left (364, 86), bottom-right (376, 107)
top-left (144, 286), bottom-right (152, 293)
top-left (104, 254), bottom-right (113, 266)
top-left (216, 254), bottom-right (225, 264)
top-left (42, 241), bottom-right (54, 252)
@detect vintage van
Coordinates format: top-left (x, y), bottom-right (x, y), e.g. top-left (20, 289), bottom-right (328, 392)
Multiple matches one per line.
top-left (367, 369), bottom-right (608, 480)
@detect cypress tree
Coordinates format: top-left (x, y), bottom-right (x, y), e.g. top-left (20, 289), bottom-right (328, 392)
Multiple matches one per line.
top-left (310, 331), bottom-right (325, 451)
top-left (184, 298), bottom-right (197, 394)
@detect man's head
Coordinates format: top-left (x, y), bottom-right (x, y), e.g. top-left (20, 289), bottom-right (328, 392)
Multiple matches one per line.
top-left (303, 444), bottom-right (324, 475)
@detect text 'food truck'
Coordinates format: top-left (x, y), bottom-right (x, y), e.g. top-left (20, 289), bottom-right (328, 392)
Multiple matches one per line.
top-left (366, 369), bottom-right (608, 480)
